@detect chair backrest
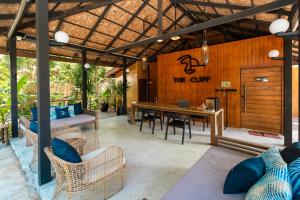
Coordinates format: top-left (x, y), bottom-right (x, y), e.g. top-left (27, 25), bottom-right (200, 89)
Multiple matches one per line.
top-left (177, 99), bottom-right (190, 108)
top-left (44, 147), bottom-right (85, 191)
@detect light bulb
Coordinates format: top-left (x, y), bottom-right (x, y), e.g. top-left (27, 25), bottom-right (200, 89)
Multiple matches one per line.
top-left (268, 49), bottom-right (280, 58)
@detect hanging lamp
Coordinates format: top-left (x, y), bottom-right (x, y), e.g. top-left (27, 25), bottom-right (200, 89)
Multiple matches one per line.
top-left (171, 3), bottom-right (180, 41)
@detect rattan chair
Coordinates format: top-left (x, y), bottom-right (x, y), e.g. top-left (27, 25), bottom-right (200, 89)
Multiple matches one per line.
top-left (44, 146), bottom-right (125, 200)
top-left (27, 127), bottom-right (86, 172)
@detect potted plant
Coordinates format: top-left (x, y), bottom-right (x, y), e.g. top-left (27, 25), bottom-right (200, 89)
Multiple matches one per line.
top-left (100, 88), bottom-right (111, 112)
top-left (113, 80), bottom-right (130, 116)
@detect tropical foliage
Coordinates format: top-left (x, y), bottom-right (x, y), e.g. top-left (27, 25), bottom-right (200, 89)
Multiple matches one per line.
top-left (0, 54), bottom-right (112, 125)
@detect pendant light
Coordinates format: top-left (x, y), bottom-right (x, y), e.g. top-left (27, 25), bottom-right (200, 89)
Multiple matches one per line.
top-left (141, 19), bottom-right (148, 71)
top-left (201, 0), bottom-right (209, 65)
top-left (54, 31), bottom-right (69, 43)
top-left (269, 19), bottom-right (290, 35)
top-left (84, 63), bottom-right (91, 69)
top-left (201, 30), bottom-right (209, 65)
top-left (171, 3), bottom-right (180, 41)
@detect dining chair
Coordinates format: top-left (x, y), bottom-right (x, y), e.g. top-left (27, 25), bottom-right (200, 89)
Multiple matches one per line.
top-left (191, 115), bottom-right (209, 131)
top-left (165, 113), bottom-right (191, 145)
top-left (140, 109), bottom-right (163, 134)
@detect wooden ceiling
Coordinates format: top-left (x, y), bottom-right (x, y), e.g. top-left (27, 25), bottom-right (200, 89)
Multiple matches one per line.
top-left (0, 0), bottom-right (297, 66)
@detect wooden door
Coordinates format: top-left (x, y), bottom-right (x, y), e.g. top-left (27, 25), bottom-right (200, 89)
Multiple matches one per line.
top-left (138, 79), bottom-right (148, 102)
top-left (240, 66), bottom-right (282, 134)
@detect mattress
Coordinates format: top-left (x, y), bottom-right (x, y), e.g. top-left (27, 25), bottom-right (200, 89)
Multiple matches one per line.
top-left (162, 146), bottom-right (251, 200)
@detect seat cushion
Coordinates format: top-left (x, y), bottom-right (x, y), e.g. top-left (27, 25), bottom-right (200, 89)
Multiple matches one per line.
top-left (51, 138), bottom-right (82, 163)
top-left (288, 158), bottom-right (300, 199)
top-left (163, 147), bottom-right (248, 200)
top-left (281, 142), bottom-right (300, 164)
top-left (51, 114), bottom-right (96, 130)
top-left (55, 107), bottom-right (70, 119)
top-left (223, 157), bottom-right (265, 194)
top-left (245, 147), bottom-right (292, 200)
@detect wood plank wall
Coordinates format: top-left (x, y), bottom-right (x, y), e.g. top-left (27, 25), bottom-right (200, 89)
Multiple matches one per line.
top-left (156, 35), bottom-right (283, 128)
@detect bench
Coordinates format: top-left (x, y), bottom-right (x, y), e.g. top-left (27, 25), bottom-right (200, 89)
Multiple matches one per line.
top-left (19, 109), bottom-right (99, 147)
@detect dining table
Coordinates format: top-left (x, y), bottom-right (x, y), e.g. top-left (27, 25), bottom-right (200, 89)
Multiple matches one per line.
top-left (130, 102), bottom-right (224, 146)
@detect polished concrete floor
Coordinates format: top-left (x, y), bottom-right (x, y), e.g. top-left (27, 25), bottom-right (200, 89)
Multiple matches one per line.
top-left (4, 113), bottom-right (299, 200)
top-left (0, 144), bottom-right (39, 200)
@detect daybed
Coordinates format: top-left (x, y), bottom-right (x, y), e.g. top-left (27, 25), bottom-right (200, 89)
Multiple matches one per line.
top-left (19, 109), bottom-right (99, 147)
top-left (162, 146), bottom-right (250, 200)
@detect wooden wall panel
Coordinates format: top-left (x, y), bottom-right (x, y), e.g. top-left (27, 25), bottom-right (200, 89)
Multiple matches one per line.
top-left (157, 36), bottom-right (283, 128)
top-left (149, 62), bottom-right (158, 102)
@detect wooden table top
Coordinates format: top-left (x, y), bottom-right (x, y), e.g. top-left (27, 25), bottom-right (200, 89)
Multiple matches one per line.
top-left (132, 102), bottom-right (222, 116)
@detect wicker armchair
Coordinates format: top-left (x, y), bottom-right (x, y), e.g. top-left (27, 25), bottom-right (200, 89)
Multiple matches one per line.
top-left (44, 146), bottom-right (125, 200)
top-left (27, 127), bottom-right (86, 172)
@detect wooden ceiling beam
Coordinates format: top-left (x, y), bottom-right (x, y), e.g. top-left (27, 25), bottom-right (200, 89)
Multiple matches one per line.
top-left (16, 32), bottom-right (140, 60)
top-left (104, 0), bottom-right (150, 50)
top-left (105, 0), bottom-right (295, 54)
top-left (82, 5), bottom-right (111, 45)
top-left (1, 0), bottom-right (120, 3)
top-left (16, 0), bottom-right (123, 30)
top-left (188, 10), bottom-right (270, 26)
top-left (176, 0), bottom-right (291, 16)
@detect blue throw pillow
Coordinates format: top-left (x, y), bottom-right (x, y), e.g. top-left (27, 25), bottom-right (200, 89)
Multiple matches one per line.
top-left (55, 107), bottom-right (70, 119)
top-left (246, 147), bottom-right (292, 200)
top-left (68, 105), bottom-right (75, 117)
top-left (288, 157), bottom-right (300, 200)
top-left (73, 102), bottom-right (83, 115)
top-left (223, 157), bottom-right (265, 194)
top-left (31, 107), bottom-right (38, 121)
top-left (51, 138), bottom-right (82, 163)
top-left (29, 120), bottom-right (38, 134)
top-left (50, 107), bottom-right (57, 120)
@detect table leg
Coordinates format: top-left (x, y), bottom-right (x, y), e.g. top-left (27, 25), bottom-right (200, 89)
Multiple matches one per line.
top-left (131, 104), bottom-right (136, 124)
top-left (210, 114), bottom-right (217, 146)
top-left (217, 110), bottom-right (224, 137)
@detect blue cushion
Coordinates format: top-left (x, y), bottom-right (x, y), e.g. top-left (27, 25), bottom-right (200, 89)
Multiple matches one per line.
top-left (223, 157), bottom-right (265, 194)
top-left (73, 103), bottom-right (83, 115)
top-left (288, 158), bottom-right (300, 200)
top-left (29, 120), bottom-right (38, 134)
top-left (55, 107), bottom-right (70, 119)
top-left (246, 147), bottom-right (292, 200)
top-left (50, 107), bottom-right (57, 120)
top-left (51, 138), bottom-right (82, 163)
top-left (68, 105), bottom-right (75, 117)
top-left (31, 107), bottom-right (38, 121)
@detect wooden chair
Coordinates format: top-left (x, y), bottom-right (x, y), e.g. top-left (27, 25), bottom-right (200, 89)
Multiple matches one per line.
top-left (165, 113), bottom-right (191, 145)
top-left (140, 109), bottom-right (163, 134)
top-left (44, 146), bottom-right (125, 200)
top-left (27, 127), bottom-right (86, 172)
top-left (191, 115), bottom-right (209, 131)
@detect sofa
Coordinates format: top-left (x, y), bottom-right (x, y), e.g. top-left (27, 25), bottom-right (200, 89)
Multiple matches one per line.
top-left (19, 109), bottom-right (99, 147)
top-left (162, 147), bottom-right (250, 200)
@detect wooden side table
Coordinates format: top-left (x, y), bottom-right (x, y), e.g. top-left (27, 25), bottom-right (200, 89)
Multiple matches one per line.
top-left (0, 123), bottom-right (9, 145)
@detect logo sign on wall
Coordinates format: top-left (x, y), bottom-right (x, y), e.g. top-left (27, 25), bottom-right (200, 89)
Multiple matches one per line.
top-left (177, 55), bottom-right (205, 74)
top-left (174, 54), bottom-right (209, 83)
